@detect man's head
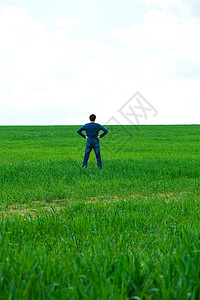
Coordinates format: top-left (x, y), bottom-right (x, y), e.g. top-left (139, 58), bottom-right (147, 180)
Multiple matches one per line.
top-left (89, 114), bottom-right (96, 122)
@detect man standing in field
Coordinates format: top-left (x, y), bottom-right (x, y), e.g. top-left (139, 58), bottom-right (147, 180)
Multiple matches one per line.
top-left (77, 114), bottom-right (108, 169)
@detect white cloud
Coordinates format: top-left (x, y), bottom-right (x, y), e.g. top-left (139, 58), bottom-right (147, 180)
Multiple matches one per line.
top-left (0, 7), bottom-right (124, 122)
top-left (139, 0), bottom-right (199, 21)
top-left (56, 18), bottom-right (80, 28)
top-left (0, 5), bottom-right (200, 125)
top-left (110, 9), bottom-right (200, 61)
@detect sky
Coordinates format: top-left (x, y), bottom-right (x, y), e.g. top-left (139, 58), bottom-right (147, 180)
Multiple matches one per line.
top-left (0, 0), bottom-right (200, 125)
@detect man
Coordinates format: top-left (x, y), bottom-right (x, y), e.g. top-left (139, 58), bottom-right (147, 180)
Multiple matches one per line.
top-left (77, 114), bottom-right (108, 169)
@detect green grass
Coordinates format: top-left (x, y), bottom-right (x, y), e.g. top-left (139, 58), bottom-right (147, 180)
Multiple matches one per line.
top-left (0, 125), bottom-right (200, 299)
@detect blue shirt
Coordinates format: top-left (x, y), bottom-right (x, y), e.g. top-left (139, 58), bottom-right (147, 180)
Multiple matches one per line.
top-left (77, 122), bottom-right (108, 140)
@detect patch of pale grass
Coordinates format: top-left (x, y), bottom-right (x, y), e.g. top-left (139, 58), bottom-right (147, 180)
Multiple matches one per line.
top-left (1, 190), bottom-right (192, 219)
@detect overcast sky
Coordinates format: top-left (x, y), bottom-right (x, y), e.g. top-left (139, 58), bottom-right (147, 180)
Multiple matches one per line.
top-left (0, 0), bottom-right (200, 125)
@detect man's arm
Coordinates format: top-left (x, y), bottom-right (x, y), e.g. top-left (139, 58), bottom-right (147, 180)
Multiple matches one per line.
top-left (77, 125), bottom-right (87, 139)
top-left (98, 125), bottom-right (108, 138)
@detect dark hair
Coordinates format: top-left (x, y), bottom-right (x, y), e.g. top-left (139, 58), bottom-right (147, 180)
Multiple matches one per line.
top-left (89, 114), bottom-right (96, 121)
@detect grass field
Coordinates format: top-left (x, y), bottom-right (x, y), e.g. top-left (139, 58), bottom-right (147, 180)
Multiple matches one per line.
top-left (0, 125), bottom-right (200, 299)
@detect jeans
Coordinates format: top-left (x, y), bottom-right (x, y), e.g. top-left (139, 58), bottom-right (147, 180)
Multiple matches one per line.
top-left (83, 139), bottom-right (102, 169)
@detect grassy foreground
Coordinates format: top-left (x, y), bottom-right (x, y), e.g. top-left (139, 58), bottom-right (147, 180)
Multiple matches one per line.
top-left (0, 125), bottom-right (200, 299)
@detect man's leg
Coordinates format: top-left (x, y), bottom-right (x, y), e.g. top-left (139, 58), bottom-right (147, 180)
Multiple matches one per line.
top-left (93, 142), bottom-right (102, 169)
top-left (83, 142), bottom-right (92, 168)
